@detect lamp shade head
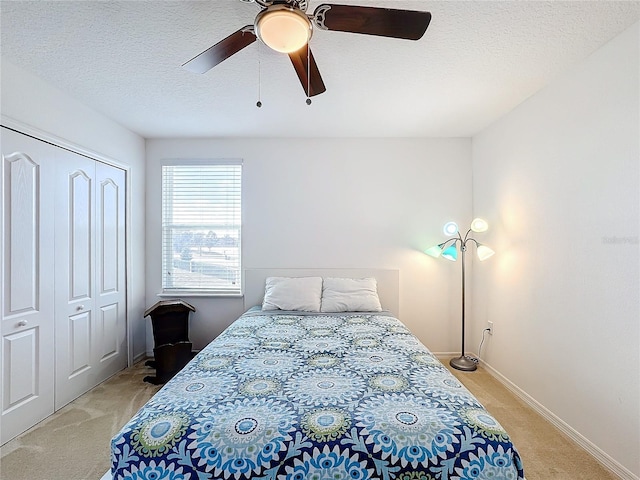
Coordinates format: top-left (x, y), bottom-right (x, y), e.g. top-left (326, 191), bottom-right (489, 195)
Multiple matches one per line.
top-left (476, 244), bottom-right (495, 261)
top-left (470, 218), bottom-right (489, 233)
top-left (441, 244), bottom-right (458, 261)
top-left (255, 5), bottom-right (312, 53)
top-left (443, 221), bottom-right (459, 236)
top-left (424, 243), bottom-right (444, 258)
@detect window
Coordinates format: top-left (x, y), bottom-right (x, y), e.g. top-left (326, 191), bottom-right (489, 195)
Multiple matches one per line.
top-left (162, 160), bottom-right (242, 295)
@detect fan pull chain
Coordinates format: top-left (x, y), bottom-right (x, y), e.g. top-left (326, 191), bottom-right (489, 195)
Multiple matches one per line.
top-left (256, 42), bottom-right (262, 108)
top-left (306, 42), bottom-right (312, 105)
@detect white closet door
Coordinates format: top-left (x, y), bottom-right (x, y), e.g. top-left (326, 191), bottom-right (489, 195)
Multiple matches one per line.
top-left (1, 128), bottom-right (55, 444)
top-left (94, 162), bottom-right (127, 382)
top-left (54, 150), bottom-right (97, 408)
top-left (54, 151), bottom-right (127, 408)
top-left (1, 127), bottom-right (128, 442)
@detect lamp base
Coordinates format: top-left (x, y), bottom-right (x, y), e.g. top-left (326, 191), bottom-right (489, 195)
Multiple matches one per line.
top-left (450, 355), bottom-right (477, 372)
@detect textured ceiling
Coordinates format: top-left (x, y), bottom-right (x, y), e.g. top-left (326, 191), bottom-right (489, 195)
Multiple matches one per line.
top-left (1, 0), bottom-right (638, 138)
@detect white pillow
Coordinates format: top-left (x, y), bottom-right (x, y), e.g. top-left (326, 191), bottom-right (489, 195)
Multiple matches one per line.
top-left (320, 277), bottom-right (383, 312)
top-left (262, 276), bottom-right (323, 312)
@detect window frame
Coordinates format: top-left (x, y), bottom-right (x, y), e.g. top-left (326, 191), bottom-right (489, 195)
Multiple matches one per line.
top-left (159, 158), bottom-right (243, 297)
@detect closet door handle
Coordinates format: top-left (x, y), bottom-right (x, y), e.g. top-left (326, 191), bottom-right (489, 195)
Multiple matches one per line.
top-left (77, 305), bottom-right (85, 311)
top-left (17, 320), bottom-right (28, 327)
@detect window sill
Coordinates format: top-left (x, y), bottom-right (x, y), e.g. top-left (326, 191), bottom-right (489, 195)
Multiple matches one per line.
top-left (157, 292), bottom-right (244, 298)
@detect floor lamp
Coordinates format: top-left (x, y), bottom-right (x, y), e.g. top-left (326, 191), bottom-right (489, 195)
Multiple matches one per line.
top-left (425, 218), bottom-right (495, 372)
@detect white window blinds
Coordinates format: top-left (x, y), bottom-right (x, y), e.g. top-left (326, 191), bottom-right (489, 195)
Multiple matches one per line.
top-left (162, 161), bottom-right (242, 295)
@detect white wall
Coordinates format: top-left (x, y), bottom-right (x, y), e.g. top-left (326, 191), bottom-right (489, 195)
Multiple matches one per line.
top-left (145, 137), bottom-right (472, 353)
top-left (471, 22), bottom-right (639, 478)
top-left (1, 58), bottom-right (148, 361)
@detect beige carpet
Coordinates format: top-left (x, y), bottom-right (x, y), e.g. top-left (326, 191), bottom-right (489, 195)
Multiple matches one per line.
top-left (0, 361), bottom-right (161, 480)
top-left (444, 361), bottom-right (618, 480)
top-left (0, 360), bottom-right (618, 480)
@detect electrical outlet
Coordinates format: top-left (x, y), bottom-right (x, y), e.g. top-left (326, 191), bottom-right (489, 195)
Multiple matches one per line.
top-left (487, 321), bottom-right (494, 335)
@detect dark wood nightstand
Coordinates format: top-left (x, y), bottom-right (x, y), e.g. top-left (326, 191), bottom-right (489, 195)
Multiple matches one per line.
top-left (143, 299), bottom-right (196, 384)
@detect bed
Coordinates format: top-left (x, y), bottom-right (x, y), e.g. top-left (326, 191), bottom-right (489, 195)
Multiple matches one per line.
top-left (109, 270), bottom-right (524, 480)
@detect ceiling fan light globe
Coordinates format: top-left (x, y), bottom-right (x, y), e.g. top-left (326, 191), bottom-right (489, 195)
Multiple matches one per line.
top-left (256, 6), bottom-right (312, 53)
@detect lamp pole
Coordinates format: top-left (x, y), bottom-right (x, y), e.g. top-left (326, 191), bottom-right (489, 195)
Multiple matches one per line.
top-left (450, 237), bottom-right (476, 371)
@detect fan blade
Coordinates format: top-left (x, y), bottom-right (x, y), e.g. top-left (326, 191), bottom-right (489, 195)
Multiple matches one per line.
top-left (313, 4), bottom-right (431, 40)
top-left (182, 26), bottom-right (256, 73)
top-left (289, 46), bottom-right (326, 97)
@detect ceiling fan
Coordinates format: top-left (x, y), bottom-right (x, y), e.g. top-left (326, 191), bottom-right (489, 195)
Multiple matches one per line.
top-left (182, 0), bottom-right (432, 100)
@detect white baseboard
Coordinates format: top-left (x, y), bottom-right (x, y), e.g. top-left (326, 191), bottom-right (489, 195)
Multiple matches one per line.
top-left (133, 351), bottom-right (148, 365)
top-left (480, 360), bottom-right (638, 480)
top-left (433, 352), bottom-right (460, 358)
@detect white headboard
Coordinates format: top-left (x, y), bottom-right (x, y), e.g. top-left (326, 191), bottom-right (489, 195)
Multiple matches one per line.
top-left (243, 268), bottom-right (399, 317)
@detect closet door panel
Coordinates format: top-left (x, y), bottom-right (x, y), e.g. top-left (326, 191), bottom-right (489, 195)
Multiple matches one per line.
top-left (99, 303), bottom-right (119, 361)
top-left (69, 311), bottom-right (92, 377)
top-left (6, 153), bottom-right (38, 313)
top-left (100, 176), bottom-right (119, 293)
top-left (54, 151), bottom-right (96, 409)
top-left (95, 162), bottom-right (126, 376)
top-left (3, 329), bottom-right (38, 407)
top-left (1, 128), bottom-right (55, 445)
top-left (69, 170), bottom-right (93, 301)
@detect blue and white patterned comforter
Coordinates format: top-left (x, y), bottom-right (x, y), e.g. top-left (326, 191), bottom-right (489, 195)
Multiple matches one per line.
top-left (111, 309), bottom-right (525, 479)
